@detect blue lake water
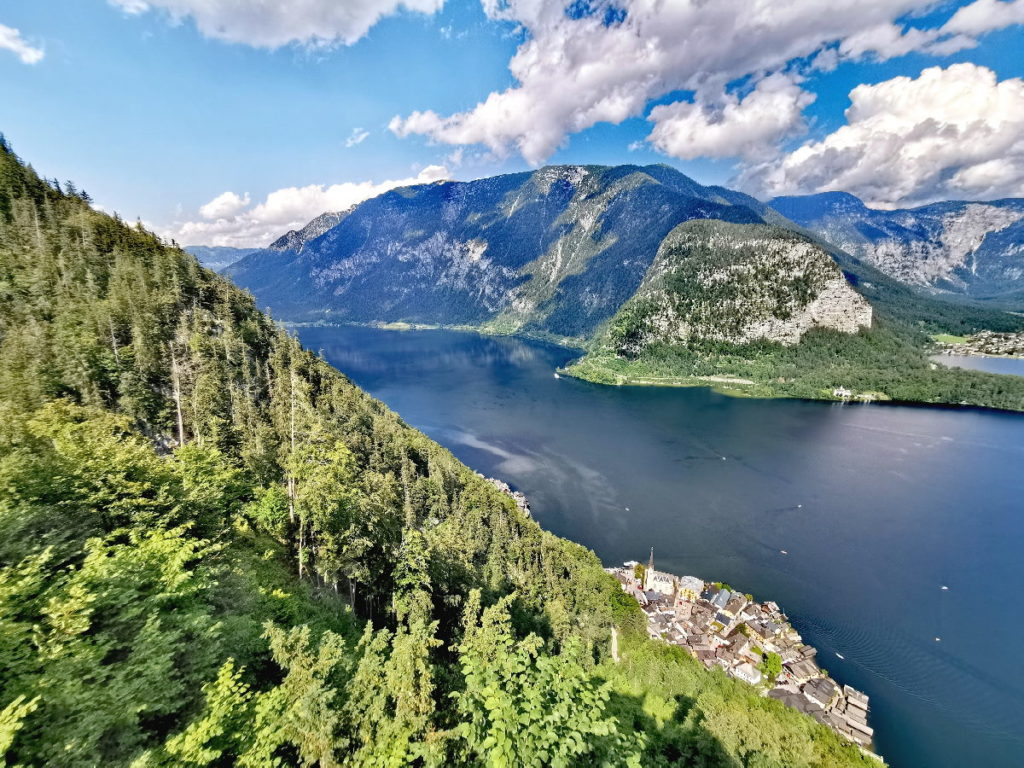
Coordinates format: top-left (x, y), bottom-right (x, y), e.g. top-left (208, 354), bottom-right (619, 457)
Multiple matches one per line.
top-left (933, 353), bottom-right (1024, 377)
top-left (299, 325), bottom-right (1024, 768)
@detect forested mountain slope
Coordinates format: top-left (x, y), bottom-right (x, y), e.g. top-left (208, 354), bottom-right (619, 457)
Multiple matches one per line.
top-left (569, 221), bottom-right (1024, 411)
top-left (771, 192), bottom-right (1024, 305)
top-left (0, 142), bottom-right (873, 765)
top-left (225, 164), bottom-right (769, 343)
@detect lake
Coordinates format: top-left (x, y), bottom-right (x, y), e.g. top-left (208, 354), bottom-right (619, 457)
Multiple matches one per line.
top-left (933, 353), bottom-right (1024, 377)
top-left (299, 325), bottom-right (1024, 768)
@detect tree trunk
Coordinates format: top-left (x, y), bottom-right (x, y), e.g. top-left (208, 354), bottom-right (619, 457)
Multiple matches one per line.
top-left (170, 345), bottom-right (186, 446)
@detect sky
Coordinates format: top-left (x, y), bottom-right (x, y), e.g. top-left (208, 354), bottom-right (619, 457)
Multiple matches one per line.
top-left (2, 0), bottom-right (1024, 247)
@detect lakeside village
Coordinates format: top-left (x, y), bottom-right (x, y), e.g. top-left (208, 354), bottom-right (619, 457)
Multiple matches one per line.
top-left (607, 553), bottom-right (876, 752)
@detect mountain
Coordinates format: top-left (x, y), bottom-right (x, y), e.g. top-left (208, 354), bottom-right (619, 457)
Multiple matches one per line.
top-left (222, 163), bottom-right (1024, 408)
top-left (184, 244), bottom-right (259, 271)
top-left (568, 220), bottom-right (1024, 410)
top-left (226, 164), bottom-right (771, 342)
top-left (267, 208), bottom-right (351, 253)
top-left (602, 220), bottom-right (872, 357)
top-left (0, 140), bottom-right (879, 765)
top-left (770, 192), bottom-right (1024, 305)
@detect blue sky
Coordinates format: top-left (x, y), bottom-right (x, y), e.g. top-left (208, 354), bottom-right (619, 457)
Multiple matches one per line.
top-left (2, 0), bottom-right (1023, 246)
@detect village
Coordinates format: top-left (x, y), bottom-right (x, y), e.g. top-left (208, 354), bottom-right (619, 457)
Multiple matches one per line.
top-left (607, 553), bottom-right (876, 752)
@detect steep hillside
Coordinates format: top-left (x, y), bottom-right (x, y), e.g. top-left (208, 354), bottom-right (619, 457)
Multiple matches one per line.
top-left (606, 221), bottom-right (871, 355)
top-left (0, 142), bottom-right (877, 765)
top-left (771, 192), bottom-right (1024, 305)
top-left (568, 221), bottom-right (1024, 411)
top-left (225, 164), bottom-right (765, 342)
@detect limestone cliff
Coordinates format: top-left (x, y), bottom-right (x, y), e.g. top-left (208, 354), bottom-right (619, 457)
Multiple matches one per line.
top-left (605, 220), bottom-right (872, 356)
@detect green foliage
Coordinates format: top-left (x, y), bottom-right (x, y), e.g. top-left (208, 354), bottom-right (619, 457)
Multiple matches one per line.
top-left (452, 593), bottom-right (638, 768)
top-left (0, 142), bottom-right (871, 768)
top-left (761, 652), bottom-right (783, 684)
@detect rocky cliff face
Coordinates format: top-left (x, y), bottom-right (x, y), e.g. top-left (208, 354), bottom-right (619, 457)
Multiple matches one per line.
top-left (605, 221), bottom-right (871, 356)
top-left (771, 192), bottom-right (1024, 303)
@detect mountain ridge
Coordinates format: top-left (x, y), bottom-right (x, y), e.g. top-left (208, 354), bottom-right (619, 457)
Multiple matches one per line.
top-left (770, 191), bottom-right (1024, 304)
top-left (225, 164), bottom-right (796, 343)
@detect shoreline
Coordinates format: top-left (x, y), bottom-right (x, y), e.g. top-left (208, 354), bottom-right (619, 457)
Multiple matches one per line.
top-left (283, 321), bottom-right (1024, 414)
top-left (608, 559), bottom-right (881, 759)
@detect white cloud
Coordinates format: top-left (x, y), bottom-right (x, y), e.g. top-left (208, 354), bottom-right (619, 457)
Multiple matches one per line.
top-left (171, 165), bottom-right (450, 247)
top-left (745, 64), bottom-right (1024, 207)
top-left (942, 0), bottom-right (1024, 35)
top-left (199, 190), bottom-right (250, 219)
top-left (0, 23), bottom-right (44, 64)
top-left (646, 74), bottom-right (816, 161)
top-left (108, 0), bottom-right (445, 48)
top-left (389, 0), bottom-right (1024, 165)
top-left (344, 128), bottom-right (371, 148)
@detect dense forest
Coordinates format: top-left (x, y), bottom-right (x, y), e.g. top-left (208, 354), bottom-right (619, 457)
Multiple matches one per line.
top-left (0, 138), bottom-right (873, 767)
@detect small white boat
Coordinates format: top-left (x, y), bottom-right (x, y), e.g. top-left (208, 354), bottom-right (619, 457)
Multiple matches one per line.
top-left (940, 585), bottom-right (949, 590)
top-left (553, 372), bottom-right (560, 379)
top-left (835, 652), bottom-right (845, 659)
top-left (780, 550), bottom-right (788, 555)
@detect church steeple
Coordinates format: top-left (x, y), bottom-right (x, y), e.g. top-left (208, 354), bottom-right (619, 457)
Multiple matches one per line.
top-left (645, 547), bottom-right (654, 590)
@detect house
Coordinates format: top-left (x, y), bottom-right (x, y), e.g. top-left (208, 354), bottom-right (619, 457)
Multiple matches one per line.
top-left (722, 594), bottom-right (748, 618)
top-left (769, 688), bottom-right (825, 719)
top-left (803, 677), bottom-right (838, 708)
top-left (786, 658), bottom-right (821, 682)
top-left (687, 633), bottom-right (713, 651)
top-left (733, 662), bottom-right (763, 686)
top-left (730, 634), bottom-right (763, 664)
top-left (696, 649), bottom-right (718, 668)
top-left (676, 575), bottom-right (704, 602)
top-left (833, 387), bottom-right (853, 399)
top-left (706, 588), bottom-right (731, 610)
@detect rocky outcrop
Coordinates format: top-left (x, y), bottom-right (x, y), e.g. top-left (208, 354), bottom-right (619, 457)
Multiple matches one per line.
top-left (741, 275), bottom-right (872, 345)
top-left (608, 220), bottom-right (871, 355)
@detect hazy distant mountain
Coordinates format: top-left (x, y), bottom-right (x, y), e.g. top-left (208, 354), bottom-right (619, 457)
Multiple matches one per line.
top-left (770, 192), bottom-right (1024, 305)
top-left (184, 245), bottom-right (259, 272)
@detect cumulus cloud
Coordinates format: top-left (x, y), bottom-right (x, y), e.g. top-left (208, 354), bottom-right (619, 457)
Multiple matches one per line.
top-left (389, 0), bottom-right (1024, 165)
top-left (171, 165), bottom-right (449, 247)
top-left (646, 74), bottom-right (816, 161)
top-left (108, 0), bottom-right (445, 48)
top-left (344, 128), bottom-right (370, 148)
top-left (943, 0), bottom-right (1024, 35)
top-left (199, 190), bottom-right (250, 219)
top-left (744, 64), bottom-right (1024, 207)
top-left (0, 23), bottom-right (44, 64)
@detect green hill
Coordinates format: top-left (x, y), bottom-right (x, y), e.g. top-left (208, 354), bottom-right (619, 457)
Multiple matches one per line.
top-left (0, 138), bottom-right (874, 767)
top-left (568, 220), bottom-right (1024, 411)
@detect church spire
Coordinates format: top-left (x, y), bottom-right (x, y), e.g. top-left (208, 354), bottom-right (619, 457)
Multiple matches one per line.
top-left (645, 547), bottom-right (654, 590)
